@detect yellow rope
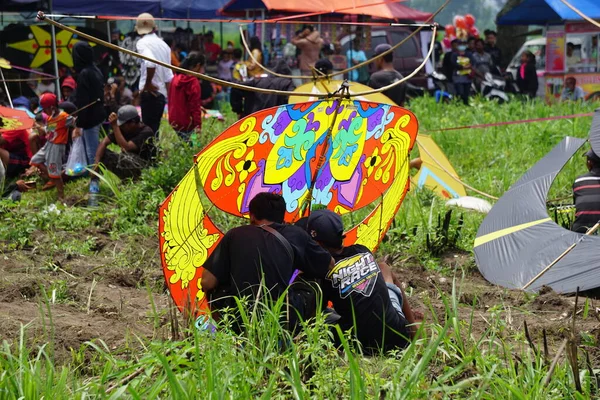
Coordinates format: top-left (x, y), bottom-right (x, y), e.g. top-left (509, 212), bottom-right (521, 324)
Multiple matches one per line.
top-left (238, 0), bottom-right (450, 81)
top-left (36, 11), bottom-right (436, 99)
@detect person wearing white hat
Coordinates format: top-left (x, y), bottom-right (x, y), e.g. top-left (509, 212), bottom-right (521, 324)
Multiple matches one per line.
top-left (134, 13), bottom-right (173, 135)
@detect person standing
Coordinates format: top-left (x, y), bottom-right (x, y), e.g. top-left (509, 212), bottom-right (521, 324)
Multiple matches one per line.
top-left (203, 31), bottom-right (222, 65)
top-left (72, 41), bottom-right (105, 169)
top-left (516, 50), bottom-right (538, 100)
top-left (484, 30), bottom-right (502, 68)
top-left (367, 44), bottom-right (407, 106)
top-left (346, 37), bottom-right (368, 83)
top-left (246, 36), bottom-right (265, 78)
top-left (168, 53), bottom-right (204, 143)
top-left (292, 25), bottom-right (324, 79)
top-left (135, 13), bottom-right (173, 136)
top-left (472, 39), bottom-right (494, 76)
top-left (450, 40), bottom-right (474, 105)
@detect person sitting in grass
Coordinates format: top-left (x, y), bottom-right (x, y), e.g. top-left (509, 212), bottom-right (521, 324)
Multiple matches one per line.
top-left (572, 149), bottom-right (600, 233)
top-left (94, 105), bottom-right (155, 179)
top-left (201, 192), bottom-right (334, 333)
top-left (305, 209), bottom-right (420, 353)
top-left (30, 93), bottom-right (73, 200)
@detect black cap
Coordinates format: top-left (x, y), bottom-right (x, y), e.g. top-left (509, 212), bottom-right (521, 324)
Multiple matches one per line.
top-left (314, 58), bottom-right (333, 75)
top-left (307, 209), bottom-right (345, 248)
top-left (59, 101), bottom-right (77, 115)
top-left (586, 149), bottom-right (600, 163)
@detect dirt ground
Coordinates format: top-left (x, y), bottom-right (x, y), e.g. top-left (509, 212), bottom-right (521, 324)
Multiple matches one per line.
top-left (1, 231), bottom-right (599, 365)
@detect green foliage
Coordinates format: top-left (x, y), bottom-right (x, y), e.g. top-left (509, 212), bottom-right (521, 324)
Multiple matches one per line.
top-left (0, 285), bottom-right (596, 398)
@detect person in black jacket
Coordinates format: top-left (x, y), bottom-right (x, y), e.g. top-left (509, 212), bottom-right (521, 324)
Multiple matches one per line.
top-left (516, 50), bottom-right (538, 100)
top-left (72, 42), bottom-right (106, 169)
top-left (230, 60), bottom-right (295, 118)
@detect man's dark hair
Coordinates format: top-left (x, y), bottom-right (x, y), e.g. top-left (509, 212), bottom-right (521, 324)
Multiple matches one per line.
top-left (382, 51), bottom-right (393, 63)
top-left (475, 38), bottom-right (485, 46)
top-left (249, 192), bottom-right (286, 223)
top-left (302, 24), bottom-right (314, 32)
top-left (181, 51), bottom-right (205, 69)
top-left (233, 48), bottom-right (243, 59)
top-left (567, 42), bottom-right (575, 49)
top-left (485, 30), bottom-right (497, 37)
top-left (467, 36), bottom-right (476, 43)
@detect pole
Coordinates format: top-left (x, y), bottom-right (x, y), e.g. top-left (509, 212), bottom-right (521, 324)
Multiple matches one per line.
top-left (107, 20), bottom-right (111, 43)
top-left (50, 0), bottom-right (61, 98)
top-left (522, 221), bottom-right (600, 290)
top-left (0, 69), bottom-right (13, 108)
top-left (220, 21), bottom-right (223, 49)
top-left (260, 9), bottom-right (265, 46)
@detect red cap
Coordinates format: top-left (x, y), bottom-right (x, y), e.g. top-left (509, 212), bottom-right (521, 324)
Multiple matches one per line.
top-left (40, 93), bottom-right (58, 109)
top-left (61, 76), bottom-right (77, 90)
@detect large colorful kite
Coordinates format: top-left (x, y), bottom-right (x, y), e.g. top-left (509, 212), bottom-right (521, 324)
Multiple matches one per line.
top-left (159, 98), bottom-right (418, 313)
top-left (290, 81), bottom-right (467, 199)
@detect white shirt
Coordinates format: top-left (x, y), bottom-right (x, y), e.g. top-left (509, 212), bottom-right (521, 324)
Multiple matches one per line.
top-left (136, 33), bottom-right (174, 98)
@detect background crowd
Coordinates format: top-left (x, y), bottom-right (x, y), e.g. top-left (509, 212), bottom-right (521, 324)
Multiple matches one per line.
top-left (0, 12), bottom-right (590, 203)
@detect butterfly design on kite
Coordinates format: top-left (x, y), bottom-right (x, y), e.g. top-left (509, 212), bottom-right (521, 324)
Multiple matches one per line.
top-left (158, 99), bottom-right (418, 314)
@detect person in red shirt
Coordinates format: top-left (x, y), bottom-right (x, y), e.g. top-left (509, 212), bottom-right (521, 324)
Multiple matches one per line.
top-left (30, 93), bottom-right (73, 199)
top-left (204, 31), bottom-right (221, 64)
top-left (168, 52), bottom-right (204, 143)
top-left (0, 128), bottom-right (32, 179)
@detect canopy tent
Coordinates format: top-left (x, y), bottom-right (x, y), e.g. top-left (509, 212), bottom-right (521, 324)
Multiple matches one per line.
top-left (220, 0), bottom-right (433, 21)
top-left (162, 0), bottom-right (230, 18)
top-left (497, 0), bottom-right (600, 26)
top-left (52, 0), bottom-right (161, 17)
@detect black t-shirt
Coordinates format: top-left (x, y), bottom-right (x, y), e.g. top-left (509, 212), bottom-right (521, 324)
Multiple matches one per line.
top-left (368, 70), bottom-right (407, 106)
top-left (108, 124), bottom-right (155, 160)
top-left (204, 223), bottom-right (332, 309)
top-left (325, 245), bottom-right (409, 352)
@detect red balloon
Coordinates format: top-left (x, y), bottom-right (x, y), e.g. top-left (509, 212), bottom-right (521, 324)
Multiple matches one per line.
top-left (445, 24), bottom-right (456, 36)
top-left (469, 26), bottom-right (480, 38)
top-left (455, 16), bottom-right (467, 30)
top-left (465, 14), bottom-right (476, 27)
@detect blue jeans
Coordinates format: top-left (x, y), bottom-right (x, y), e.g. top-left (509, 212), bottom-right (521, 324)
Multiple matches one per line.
top-left (82, 124), bottom-right (100, 167)
top-left (386, 282), bottom-right (406, 319)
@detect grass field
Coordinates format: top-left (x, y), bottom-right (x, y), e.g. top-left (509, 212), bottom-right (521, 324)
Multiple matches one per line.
top-left (1, 97), bottom-right (599, 398)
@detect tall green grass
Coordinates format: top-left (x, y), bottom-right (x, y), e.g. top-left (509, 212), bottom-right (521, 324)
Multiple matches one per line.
top-left (0, 281), bottom-right (594, 398)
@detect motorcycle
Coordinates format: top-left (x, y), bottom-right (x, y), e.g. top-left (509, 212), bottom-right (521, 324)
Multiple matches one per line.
top-left (479, 72), bottom-right (512, 104)
top-left (405, 71), bottom-right (453, 103)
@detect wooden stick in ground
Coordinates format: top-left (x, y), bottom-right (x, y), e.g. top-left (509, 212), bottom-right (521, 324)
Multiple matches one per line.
top-left (544, 338), bottom-right (568, 387)
top-left (568, 287), bottom-right (582, 393)
top-left (523, 320), bottom-right (538, 355)
top-left (522, 222), bottom-right (600, 290)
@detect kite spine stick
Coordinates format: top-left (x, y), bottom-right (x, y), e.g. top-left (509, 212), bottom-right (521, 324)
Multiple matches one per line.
top-left (0, 68), bottom-right (13, 108)
top-left (559, 0), bottom-right (600, 29)
top-left (521, 221), bottom-right (600, 291)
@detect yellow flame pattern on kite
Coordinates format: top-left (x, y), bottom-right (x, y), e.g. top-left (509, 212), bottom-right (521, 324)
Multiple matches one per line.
top-left (161, 166), bottom-right (220, 289)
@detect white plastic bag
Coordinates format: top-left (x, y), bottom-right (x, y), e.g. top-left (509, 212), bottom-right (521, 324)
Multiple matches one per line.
top-left (65, 136), bottom-right (87, 176)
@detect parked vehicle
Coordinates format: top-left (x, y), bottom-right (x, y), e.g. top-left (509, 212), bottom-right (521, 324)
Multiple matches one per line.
top-left (339, 28), bottom-right (428, 88)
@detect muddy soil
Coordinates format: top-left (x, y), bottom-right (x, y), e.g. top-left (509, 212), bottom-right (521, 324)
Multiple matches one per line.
top-left (1, 232), bottom-right (598, 365)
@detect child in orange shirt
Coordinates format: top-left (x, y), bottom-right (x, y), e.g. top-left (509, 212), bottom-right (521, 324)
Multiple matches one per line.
top-left (30, 93), bottom-right (73, 199)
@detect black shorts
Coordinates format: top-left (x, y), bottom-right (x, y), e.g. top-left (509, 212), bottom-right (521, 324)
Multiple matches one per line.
top-left (6, 153), bottom-right (29, 178)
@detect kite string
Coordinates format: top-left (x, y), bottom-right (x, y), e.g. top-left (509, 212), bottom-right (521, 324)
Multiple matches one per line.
top-left (36, 12), bottom-right (436, 99)
top-left (43, 13), bottom-right (430, 27)
top-left (422, 112), bottom-right (595, 133)
top-left (416, 137), bottom-right (498, 200)
top-left (238, 0), bottom-right (449, 81)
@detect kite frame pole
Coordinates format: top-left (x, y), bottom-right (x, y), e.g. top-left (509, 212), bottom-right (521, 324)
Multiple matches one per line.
top-left (0, 68), bottom-right (12, 108)
top-left (521, 221), bottom-right (600, 290)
